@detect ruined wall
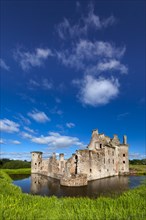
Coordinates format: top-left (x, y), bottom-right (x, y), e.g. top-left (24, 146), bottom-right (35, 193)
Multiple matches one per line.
top-left (118, 145), bottom-right (129, 174)
top-left (60, 174), bottom-right (87, 186)
top-left (48, 153), bottom-right (66, 179)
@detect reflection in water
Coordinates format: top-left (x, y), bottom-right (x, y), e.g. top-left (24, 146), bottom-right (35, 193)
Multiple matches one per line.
top-left (12, 174), bottom-right (145, 198)
top-left (9, 174), bottom-right (30, 181)
top-left (30, 174), bottom-right (143, 198)
top-left (31, 174), bottom-right (60, 196)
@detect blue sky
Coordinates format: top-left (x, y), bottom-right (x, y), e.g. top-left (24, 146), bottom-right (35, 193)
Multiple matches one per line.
top-left (0, 0), bottom-right (145, 161)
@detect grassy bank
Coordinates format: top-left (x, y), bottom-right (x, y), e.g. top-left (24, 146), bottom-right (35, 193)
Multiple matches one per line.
top-left (0, 171), bottom-right (146, 220)
top-left (129, 164), bottom-right (146, 175)
top-left (0, 168), bottom-right (31, 175)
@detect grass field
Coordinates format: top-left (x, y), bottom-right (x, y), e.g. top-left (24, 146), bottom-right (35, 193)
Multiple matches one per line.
top-left (0, 170), bottom-right (146, 220)
top-left (129, 164), bottom-right (146, 175)
top-left (1, 168), bottom-right (31, 175)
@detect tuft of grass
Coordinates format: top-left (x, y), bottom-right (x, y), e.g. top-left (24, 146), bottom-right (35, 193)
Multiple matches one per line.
top-left (0, 170), bottom-right (146, 220)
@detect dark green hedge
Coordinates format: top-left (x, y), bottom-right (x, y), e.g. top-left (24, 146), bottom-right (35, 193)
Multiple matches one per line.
top-left (0, 159), bottom-right (31, 169)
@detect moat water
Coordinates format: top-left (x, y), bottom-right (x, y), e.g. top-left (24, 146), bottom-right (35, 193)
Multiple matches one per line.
top-left (11, 174), bottom-right (145, 198)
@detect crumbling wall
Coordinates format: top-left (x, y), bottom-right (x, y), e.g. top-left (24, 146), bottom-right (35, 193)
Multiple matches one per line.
top-left (118, 145), bottom-right (129, 174)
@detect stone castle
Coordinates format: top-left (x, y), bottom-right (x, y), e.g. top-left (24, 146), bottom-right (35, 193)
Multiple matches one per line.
top-left (31, 129), bottom-right (129, 186)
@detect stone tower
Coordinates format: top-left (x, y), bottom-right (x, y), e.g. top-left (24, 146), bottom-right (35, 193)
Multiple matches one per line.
top-left (118, 135), bottom-right (129, 174)
top-left (31, 151), bottom-right (42, 173)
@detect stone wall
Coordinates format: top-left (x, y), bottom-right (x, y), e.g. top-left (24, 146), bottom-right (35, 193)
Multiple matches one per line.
top-left (60, 174), bottom-right (87, 186)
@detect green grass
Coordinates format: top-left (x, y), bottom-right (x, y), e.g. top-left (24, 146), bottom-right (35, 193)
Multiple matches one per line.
top-left (0, 170), bottom-right (146, 220)
top-left (0, 168), bottom-right (31, 175)
top-left (129, 164), bottom-right (146, 175)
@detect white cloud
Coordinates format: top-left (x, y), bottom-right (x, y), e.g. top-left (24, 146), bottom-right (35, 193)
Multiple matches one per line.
top-left (0, 58), bottom-right (10, 71)
top-left (11, 140), bottom-right (21, 145)
top-left (56, 3), bottom-right (116, 40)
top-left (31, 132), bottom-right (84, 149)
top-left (97, 59), bottom-right (128, 74)
top-left (14, 47), bottom-right (53, 71)
top-left (28, 110), bottom-right (50, 123)
top-left (57, 40), bottom-right (126, 74)
top-left (66, 122), bottom-right (75, 128)
top-left (0, 138), bottom-right (5, 144)
top-left (24, 126), bottom-right (36, 134)
top-left (21, 132), bottom-right (33, 139)
top-left (0, 119), bottom-right (20, 133)
top-left (74, 75), bottom-right (119, 106)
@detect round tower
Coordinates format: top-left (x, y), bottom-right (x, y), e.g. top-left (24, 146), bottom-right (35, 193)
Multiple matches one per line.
top-left (31, 151), bottom-right (42, 173)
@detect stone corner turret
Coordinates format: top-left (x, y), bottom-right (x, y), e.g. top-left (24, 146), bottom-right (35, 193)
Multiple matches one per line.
top-left (31, 151), bottom-right (43, 174)
top-left (92, 129), bottom-right (98, 136)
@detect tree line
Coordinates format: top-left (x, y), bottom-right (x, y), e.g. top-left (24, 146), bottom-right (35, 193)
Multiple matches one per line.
top-left (129, 159), bottom-right (146, 165)
top-left (0, 158), bottom-right (31, 169)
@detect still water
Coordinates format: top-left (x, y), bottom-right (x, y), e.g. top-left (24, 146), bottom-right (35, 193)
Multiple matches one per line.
top-left (11, 174), bottom-right (145, 198)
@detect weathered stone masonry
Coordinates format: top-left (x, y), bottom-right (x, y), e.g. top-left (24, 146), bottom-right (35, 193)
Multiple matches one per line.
top-left (31, 129), bottom-right (129, 186)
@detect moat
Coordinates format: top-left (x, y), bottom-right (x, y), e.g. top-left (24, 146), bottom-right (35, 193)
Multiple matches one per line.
top-left (11, 174), bottom-right (145, 198)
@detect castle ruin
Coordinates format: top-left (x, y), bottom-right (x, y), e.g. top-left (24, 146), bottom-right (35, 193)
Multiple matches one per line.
top-left (31, 129), bottom-right (129, 186)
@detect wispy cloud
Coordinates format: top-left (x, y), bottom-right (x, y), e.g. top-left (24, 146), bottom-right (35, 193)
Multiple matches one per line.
top-left (57, 39), bottom-right (127, 76)
top-left (55, 98), bottom-right (61, 103)
top-left (28, 78), bottom-right (53, 90)
top-left (117, 112), bottom-right (129, 120)
top-left (129, 152), bottom-right (146, 160)
top-left (24, 126), bottom-right (36, 134)
top-left (97, 59), bottom-right (128, 74)
top-left (66, 122), bottom-right (75, 128)
top-left (56, 2), bottom-right (116, 40)
top-left (54, 3), bottom-right (127, 107)
top-left (50, 106), bottom-right (63, 115)
top-left (0, 151), bottom-right (31, 161)
top-left (11, 140), bottom-right (21, 145)
top-left (0, 58), bottom-right (10, 71)
top-left (28, 110), bottom-right (50, 123)
top-left (73, 75), bottom-right (119, 106)
top-left (0, 119), bottom-right (20, 133)
top-left (14, 47), bottom-right (53, 71)
top-left (0, 138), bottom-right (5, 144)
top-left (17, 93), bottom-right (36, 104)
top-left (21, 132), bottom-right (33, 139)
top-left (16, 113), bottom-right (31, 125)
